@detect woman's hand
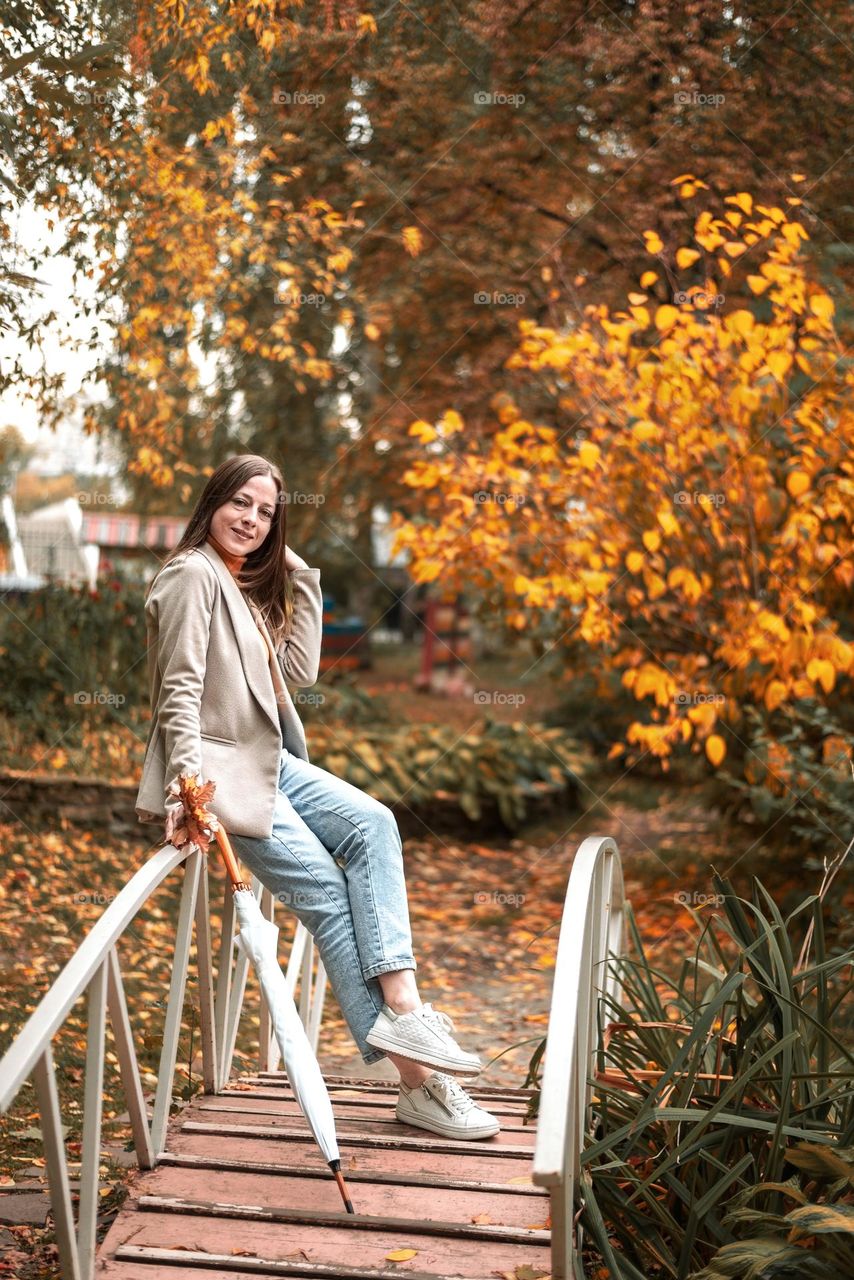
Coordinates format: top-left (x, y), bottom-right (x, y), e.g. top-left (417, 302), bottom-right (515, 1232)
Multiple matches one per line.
top-left (164, 800), bottom-right (184, 847)
top-left (284, 543), bottom-right (310, 572)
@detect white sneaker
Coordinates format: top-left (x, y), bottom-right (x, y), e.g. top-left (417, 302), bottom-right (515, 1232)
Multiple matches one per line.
top-left (365, 1002), bottom-right (483, 1075)
top-left (396, 1070), bottom-right (501, 1140)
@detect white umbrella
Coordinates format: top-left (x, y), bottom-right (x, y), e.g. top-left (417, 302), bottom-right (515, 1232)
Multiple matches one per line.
top-left (166, 773), bottom-right (355, 1213)
top-left (216, 826), bottom-right (355, 1214)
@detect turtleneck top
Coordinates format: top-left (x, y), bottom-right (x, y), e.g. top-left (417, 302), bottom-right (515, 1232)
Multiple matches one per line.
top-left (206, 529), bottom-right (247, 579)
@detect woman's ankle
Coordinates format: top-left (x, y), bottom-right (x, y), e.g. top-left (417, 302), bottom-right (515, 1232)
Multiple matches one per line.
top-left (377, 969), bottom-right (421, 1014)
top-left (387, 1053), bottom-right (433, 1088)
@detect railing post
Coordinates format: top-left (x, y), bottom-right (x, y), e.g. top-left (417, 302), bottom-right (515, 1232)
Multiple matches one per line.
top-left (32, 1043), bottom-right (81, 1280)
top-left (77, 958), bottom-right (107, 1275)
top-left (532, 835), bottom-right (625, 1280)
top-left (194, 854), bottom-right (219, 1093)
top-left (105, 946), bottom-right (154, 1170)
top-left (151, 848), bottom-right (202, 1154)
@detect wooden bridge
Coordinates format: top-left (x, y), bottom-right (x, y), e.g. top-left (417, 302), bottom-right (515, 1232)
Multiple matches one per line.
top-left (0, 836), bottom-right (625, 1280)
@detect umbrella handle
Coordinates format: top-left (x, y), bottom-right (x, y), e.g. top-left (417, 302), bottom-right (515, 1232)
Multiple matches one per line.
top-left (213, 822), bottom-right (253, 891)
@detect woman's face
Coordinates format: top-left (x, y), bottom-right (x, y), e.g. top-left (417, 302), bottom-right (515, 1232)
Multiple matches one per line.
top-left (210, 474), bottom-right (279, 557)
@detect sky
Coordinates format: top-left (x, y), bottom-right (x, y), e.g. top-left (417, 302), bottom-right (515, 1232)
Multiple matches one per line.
top-left (1, 201), bottom-right (115, 474)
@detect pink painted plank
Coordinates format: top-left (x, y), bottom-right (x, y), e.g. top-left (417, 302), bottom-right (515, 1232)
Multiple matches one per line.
top-left (131, 1163), bottom-right (550, 1229)
top-left (255, 1073), bottom-right (538, 1099)
top-left (222, 1088), bottom-right (533, 1120)
top-left (169, 1129), bottom-right (538, 1184)
top-left (195, 1098), bottom-right (536, 1142)
top-left (99, 1208), bottom-right (552, 1278)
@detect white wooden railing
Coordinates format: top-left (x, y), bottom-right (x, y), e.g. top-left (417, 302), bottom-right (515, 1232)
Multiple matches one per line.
top-left (0, 843), bottom-right (327, 1280)
top-left (532, 835), bottom-right (626, 1279)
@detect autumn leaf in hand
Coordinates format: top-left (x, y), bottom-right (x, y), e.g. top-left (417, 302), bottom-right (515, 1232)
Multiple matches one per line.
top-left (166, 772), bottom-right (220, 855)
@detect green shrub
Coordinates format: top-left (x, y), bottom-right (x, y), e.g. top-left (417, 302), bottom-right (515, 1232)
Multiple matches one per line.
top-left (526, 867), bottom-right (854, 1279)
top-left (0, 580), bottom-right (148, 740)
top-left (709, 701), bottom-right (853, 853)
top-left (309, 717), bottom-right (586, 829)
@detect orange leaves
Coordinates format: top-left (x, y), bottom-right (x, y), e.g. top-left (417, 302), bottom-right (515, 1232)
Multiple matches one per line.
top-left (166, 772), bottom-right (220, 855)
top-left (401, 226), bottom-right (423, 257)
top-left (396, 181), bottom-right (852, 793)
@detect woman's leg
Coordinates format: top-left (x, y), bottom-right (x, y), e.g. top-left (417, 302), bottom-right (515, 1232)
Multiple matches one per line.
top-left (273, 749), bottom-right (417, 986)
top-left (272, 752), bottom-right (467, 1087)
top-left (228, 778), bottom-right (390, 1068)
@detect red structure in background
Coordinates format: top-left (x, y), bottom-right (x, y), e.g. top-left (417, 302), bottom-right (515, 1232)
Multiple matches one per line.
top-left (414, 594), bottom-right (475, 697)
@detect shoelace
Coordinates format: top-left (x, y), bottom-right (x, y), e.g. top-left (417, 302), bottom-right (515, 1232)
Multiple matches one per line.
top-left (419, 1003), bottom-right (456, 1035)
top-left (425, 1071), bottom-right (476, 1114)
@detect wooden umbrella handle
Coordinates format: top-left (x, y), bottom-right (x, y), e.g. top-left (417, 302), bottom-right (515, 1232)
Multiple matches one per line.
top-left (213, 822), bottom-right (253, 891)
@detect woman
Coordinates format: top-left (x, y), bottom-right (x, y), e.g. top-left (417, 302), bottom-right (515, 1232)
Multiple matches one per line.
top-left (135, 454), bottom-right (500, 1140)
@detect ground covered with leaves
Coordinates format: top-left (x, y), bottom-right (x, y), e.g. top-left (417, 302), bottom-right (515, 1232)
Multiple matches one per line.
top-left (2, 766), bottom-right (844, 1278)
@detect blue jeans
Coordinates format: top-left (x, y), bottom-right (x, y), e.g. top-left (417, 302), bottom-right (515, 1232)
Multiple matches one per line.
top-left (228, 748), bottom-right (417, 1064)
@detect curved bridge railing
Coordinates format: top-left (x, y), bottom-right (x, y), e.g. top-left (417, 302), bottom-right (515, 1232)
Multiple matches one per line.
top-left (531, 834), bottom-right (626, 1278)
top-left (0, 843), bottom-right (326, 1280)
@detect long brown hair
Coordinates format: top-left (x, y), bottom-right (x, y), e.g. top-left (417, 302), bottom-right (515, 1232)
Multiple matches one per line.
top-left (155, 454), bottom-right (294, 647)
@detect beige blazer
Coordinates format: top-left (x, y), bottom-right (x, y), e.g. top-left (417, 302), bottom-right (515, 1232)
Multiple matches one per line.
top-left (135, 541), bottom-right (323, 838)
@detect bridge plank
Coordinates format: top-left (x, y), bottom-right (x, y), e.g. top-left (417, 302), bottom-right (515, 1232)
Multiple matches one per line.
top-left (169, 1129), bottom-right (539, 1185)
top-left (99, 1208), bottom-right (550, 1278)
top-left (96, 1075), bottom-right (550, 1279)
top-left (122, 1164), bottom-right (548, 1228)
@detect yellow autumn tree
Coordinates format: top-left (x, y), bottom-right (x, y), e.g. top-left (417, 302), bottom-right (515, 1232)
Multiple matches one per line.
top-left (391, 181), bottom-right (853, 790)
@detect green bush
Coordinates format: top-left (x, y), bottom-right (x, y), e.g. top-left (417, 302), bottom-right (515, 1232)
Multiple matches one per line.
top-left (526, 868), bottom-right (854, 1279)
top-left (0, 580), bottom-right (148, 741)
top-left (709, 701), bottom-right (853, 853)
top-left (309, 717), bottom-right (586, 829)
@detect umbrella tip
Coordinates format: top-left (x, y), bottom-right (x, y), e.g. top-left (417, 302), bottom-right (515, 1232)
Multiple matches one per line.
top-left (329, 1159), bottom-right (356, 1215)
